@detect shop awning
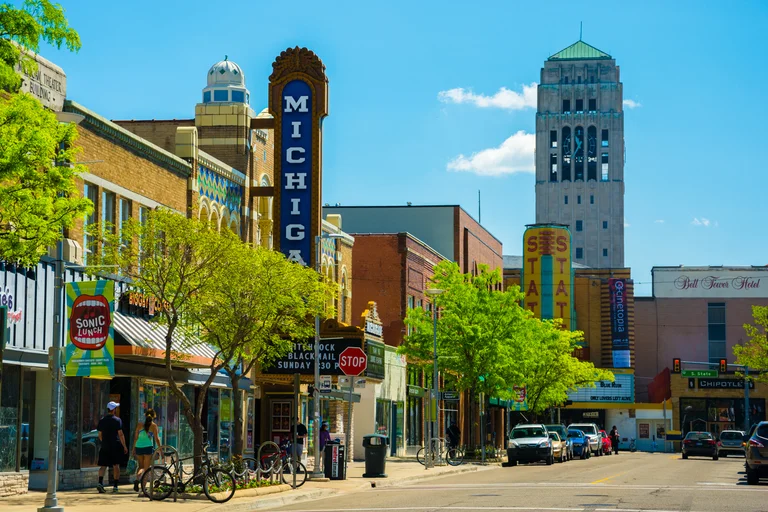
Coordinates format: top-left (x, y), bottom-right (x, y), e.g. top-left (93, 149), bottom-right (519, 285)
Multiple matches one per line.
top-left (113, 312), bottom-right (218, 367)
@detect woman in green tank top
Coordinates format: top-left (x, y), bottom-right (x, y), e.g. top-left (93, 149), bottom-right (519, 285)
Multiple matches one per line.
top-left (132, 409), bottom-right (160, 493)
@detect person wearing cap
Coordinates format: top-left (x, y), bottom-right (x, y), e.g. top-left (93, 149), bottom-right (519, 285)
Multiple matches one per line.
top-left (97, 401), bottom-right (128, 493)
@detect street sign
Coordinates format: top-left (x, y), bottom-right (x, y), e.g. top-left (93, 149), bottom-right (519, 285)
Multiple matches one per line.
top-left (339, 376), bottom-right (365, 389)
top-left (681, 369), bottom-right (718, 378)
top-left (319, 375), bottom-right (332, 392)
top-left (441, 391), bottom-right (460, 401)
top-left (339, 346), bottom-right (367, 376)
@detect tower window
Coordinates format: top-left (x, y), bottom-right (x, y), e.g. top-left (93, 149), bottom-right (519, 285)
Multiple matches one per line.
top-left (563, 76), bottom-right (569, 84)
top-left (574, 126), bottom-right (584, 180)
top-left (576, 247), bottom-right (584, 259)
top-left (577, 195), bottom-right (581, 204)
top-left (561, 127), bottom-right (571, 181)
top-left (587, 126), bottom-right (597, 181)
top-left (550, 154), bottom-right (558, 182)
top-left (562, 99), bottom-right (571, 114)
top-left (601, 129), bottom-right (609, 147)
top-left (577, 76), bottom-right (582, 84)
top-left (550, 130), bottom-right (557, 148)
top-left (603, 220), bottom-right (608, 229)
top-left (214, 89), bottom-right (228, 101)
top-left (263, 150), bottom-right (267, 161)
top-left (576, 99), bottom-right (584, 113)
top-left (590, 195), bottom-right (594, 204)
top-left (564, 195), bottom-right (568, 205)
top-left (203, 91), bottom-right (211, 103)
top-left (589, 99), bottom-right (597, 112)
top-left (603, 248), bottom-right (608, 257)
top-left (601, 153), bottom-right (609, 181)
top-left (576, 220), bottom-right (583, 232)
top-left (231, 90), bottom-right (245, 102)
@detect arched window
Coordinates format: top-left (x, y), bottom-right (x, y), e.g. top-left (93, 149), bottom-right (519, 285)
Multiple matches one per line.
top-left (587, 126), bottom-right (597, 181)
top-left (561, 127), bottom-right (571, 181)
top-left (574, 126), bottom-right (584, 181)
top-left (340, 269), bottom-right (348, 324)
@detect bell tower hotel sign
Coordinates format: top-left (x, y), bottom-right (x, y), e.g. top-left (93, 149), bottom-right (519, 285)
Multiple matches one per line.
top-left (652, 267), bottom-right (768, 299)
top-left (269, 47), bottom-right (329, 267)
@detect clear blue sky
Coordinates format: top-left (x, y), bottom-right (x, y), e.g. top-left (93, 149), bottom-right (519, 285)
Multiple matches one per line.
top-left (41, 0), bottom-right (768, 296)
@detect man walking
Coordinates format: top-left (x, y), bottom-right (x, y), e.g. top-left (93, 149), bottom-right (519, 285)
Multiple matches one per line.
top-left (97, 401), bottom-right (128, 493)
top-left (291, 417), bottom-right (308, 461)
top-left (609, 425), bottom-right (620, 455)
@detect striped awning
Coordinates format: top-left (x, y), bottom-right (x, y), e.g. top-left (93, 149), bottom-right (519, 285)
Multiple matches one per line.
top-left (113, 312), bottom-right (218, 361)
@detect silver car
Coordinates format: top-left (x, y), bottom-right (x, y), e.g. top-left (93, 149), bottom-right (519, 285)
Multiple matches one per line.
top-left (568, 423), bottom-right (601, 456)
top-left (718, 430), bottom-right (746, 457)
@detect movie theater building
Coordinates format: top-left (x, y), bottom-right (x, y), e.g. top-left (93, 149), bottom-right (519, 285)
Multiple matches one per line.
top-left (636, 266), bottom-right (768, 437)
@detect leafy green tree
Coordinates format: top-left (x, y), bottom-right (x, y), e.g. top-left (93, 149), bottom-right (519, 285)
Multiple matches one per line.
top-left (94, 209), bottom-right (239, 469)
top-left (1, 0), bottom-right (81, 92)
top-left (734, 305), bottom-right (768, 383)
top-left (508, 318), bottom-right (614, 417)
top-left (195, 243), bottom-right (335, 456)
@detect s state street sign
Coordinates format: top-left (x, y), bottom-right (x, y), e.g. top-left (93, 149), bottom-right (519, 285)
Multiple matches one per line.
top-left (339, 347), bottom-right (367, 376)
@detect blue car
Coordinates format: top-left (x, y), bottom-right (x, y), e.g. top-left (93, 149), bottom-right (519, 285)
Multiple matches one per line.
top-left (567, 429), bottom-right (591, 459)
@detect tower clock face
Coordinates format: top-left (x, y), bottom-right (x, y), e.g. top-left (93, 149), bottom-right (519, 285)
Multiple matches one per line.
top-left (574, 127), bottom-right (584, 151)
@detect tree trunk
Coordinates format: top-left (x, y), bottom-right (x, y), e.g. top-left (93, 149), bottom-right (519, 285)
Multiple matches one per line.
top-left (232, 378), bottom-right (244, 457)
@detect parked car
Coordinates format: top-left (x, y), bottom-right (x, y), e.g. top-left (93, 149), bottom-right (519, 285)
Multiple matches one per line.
top-left (682, 431), bottom-right (718, 460)
top-left (746, 421), bottom-right (768, 485)
top-left (599, 430), bottom-right (613, 455)
top-left (717, 430), bottom-right (746, 457)
top-left (567, 429), bottom-right (590, 459)
top-left (548, 432), bottom-right (567, 463)
top-left (569, 423), bottom-right (601, 456)
top-left (545, 424), bottom-right (574, 460)
top-left (507, 424), bottom-right (553, 466)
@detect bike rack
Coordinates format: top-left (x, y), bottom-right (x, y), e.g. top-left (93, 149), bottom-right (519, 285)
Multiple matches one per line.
top-left (256, 441), bottom-right (284, 486)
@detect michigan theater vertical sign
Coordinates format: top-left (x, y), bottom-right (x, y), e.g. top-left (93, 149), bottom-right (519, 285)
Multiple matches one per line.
top-left (269, 47), bottom-right (329, 267)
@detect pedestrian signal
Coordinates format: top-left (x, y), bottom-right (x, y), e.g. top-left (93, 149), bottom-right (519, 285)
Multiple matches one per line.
top-left (672, 358), bottom-right (681, 374)
top-left (719, 358), bottom-right (728, 373)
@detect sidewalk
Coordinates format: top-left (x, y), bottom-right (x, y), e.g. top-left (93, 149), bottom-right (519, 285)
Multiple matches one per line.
top-left (4, 459), bottom-right (494, 512)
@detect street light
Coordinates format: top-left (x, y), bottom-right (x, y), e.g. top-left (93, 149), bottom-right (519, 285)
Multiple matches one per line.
top-left (424, 288), bottom-right (444, 469)
top-left (312, 232), bottom-right (345, 480)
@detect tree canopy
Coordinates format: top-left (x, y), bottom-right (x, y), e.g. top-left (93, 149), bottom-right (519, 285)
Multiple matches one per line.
top-left (734, 305), bottom-right (768, 382)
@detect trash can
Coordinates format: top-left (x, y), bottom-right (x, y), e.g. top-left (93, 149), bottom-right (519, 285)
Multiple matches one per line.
top-left (362, 434), bottom-right (388, 478)
top-left (324, 440), bottom-right (346, 480)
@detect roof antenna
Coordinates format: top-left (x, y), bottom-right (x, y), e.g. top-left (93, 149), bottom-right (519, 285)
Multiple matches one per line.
top-left (224, 55), bottom-right (228, 61)
top-left (579, 22), bottom-right (583, 40)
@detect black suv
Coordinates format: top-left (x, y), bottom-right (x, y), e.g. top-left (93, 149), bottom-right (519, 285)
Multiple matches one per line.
top-left (746, 421), bottom-right (768, 485)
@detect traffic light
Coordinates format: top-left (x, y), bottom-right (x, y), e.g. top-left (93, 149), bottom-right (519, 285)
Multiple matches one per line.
top-left (719, 358), bottom-right (728, 373)
top-left (672, 358), bottom-right (681, 374)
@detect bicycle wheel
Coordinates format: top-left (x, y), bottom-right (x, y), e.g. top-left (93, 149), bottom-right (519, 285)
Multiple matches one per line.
top-left (203, 468), bottom-right (236, 503)
top-left (140, 465), bottom-right (174, 501)
top-left (281, 460), bottom-right (307, 488)
top-left (446, 447), bottom-right (464, 466)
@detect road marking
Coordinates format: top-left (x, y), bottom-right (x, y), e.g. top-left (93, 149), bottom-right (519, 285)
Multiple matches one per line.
top-left (283, 508), bottom-right (699, 512)
top-left (590, 471), bottom-right (627, 484)
top-left (373, 483), bottom-right (768, 492)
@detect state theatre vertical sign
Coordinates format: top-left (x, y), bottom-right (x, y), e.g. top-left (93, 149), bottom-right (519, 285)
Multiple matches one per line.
top-left (522, 224), bottom-right (573, 329)
top-left (269, 47), bottom-right (329, 267)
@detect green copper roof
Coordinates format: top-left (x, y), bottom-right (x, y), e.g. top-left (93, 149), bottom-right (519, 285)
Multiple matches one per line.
top-left (548, 40), bottom-right (611, 61)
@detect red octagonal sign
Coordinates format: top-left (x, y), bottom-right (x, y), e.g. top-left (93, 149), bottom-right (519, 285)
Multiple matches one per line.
top-left (339, 347), bottom-right (367, 376)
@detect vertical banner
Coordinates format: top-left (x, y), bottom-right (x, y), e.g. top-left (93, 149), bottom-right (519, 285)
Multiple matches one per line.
top-left (65, 280), bottom-right (115, 377)
top-left (609, 278), bottom-right (631, 368)
top-left (522, 225), bottom-right (573, 328)
top-left (269, 47), bottom-right (329, 268)
top-left (511, 385), bottom-right (528, 412)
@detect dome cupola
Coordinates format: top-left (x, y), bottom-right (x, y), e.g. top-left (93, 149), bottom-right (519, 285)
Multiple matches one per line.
top-left (202, 56), bottom-right (250, 104)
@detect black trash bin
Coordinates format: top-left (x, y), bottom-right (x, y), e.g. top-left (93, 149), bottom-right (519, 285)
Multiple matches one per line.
top-left (362, 434), bottom-right (388, 478)
top-left (324, 440), bottom-right (346, 480)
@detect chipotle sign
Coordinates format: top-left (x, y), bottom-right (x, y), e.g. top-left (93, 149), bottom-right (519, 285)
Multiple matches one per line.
top-left (653, 268), bottom-right (768, 299)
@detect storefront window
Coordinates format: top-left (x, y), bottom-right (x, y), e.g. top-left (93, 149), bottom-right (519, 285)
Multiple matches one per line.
top-left (307, 398), bottom-right (331, 452)
top-left (81, 379), bottom-right (109, 468)
top-left (20, 370), bottom-right (35, 469)
top-left (178, 386), bottom-right (195, 459)
top-left (63, 377), bottom-right (81, 470)
top-left (219, 389), bottom-right (232, 462)
top-left (0, 365), bottom-right (21, 472)
top-left (375, 399), bottom-right (390, 436)
top-left (246, 394), bottom-right (255, 451)
top-left (394, 401), bottom-right (404, 452)
top-left (206, 389), bottom-right (220, 456)
top-left (166, 390), bottom-right (179, 450)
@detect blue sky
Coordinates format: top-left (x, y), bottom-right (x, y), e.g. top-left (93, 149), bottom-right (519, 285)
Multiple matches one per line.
top-left (41, 0), bottom-right (768, 296)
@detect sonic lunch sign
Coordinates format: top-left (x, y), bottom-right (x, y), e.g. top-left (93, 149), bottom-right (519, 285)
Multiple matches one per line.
top-left (653, 268), bottom-right (768, 299)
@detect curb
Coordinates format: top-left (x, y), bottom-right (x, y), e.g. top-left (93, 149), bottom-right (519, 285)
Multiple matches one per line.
top-left (358, 463), bottom-right (493, 489)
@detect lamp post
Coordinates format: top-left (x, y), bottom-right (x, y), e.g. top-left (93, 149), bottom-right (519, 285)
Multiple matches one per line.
top-left (425, 288), bottom-right (444, 469)
top-left (312, 232), bottom-right (345, 480)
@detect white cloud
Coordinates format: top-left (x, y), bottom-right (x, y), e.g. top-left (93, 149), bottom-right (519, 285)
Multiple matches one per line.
top-left (654, 219), bottom-right (665, 224)
top-left (623, 99), bottom-right (642, 109)
top-left (447, 131), bottom-right (535, 177)
top-left (438, 83), bottom-right (538, 110)
top-left (691, 217), bottom-right (713, 227)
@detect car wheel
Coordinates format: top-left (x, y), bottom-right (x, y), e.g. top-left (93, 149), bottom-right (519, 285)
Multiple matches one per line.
top-left (509, 459), bottom-right (517, 467)
top-left (682, 453), bottom-right (688, 459)
top-left (747, 467), bottom-right (759, 485)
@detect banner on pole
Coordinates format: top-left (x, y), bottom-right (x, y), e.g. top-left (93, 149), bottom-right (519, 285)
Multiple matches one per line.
top-left (65, 280), bottom-right (115, 377)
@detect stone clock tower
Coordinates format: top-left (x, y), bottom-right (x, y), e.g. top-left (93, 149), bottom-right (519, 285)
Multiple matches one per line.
top-left (534, 40), bottom-right (625, 268)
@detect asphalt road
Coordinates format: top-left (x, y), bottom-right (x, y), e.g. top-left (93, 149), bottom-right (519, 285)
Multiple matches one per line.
top-left (274, 452), bottom-right (768, 512)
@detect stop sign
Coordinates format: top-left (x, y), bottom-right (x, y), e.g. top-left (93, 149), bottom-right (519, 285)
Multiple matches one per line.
top-left (339, 347), bottom-right (367, 376)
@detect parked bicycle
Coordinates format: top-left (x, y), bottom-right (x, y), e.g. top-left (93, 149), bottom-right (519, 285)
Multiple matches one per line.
top-left (417, 437), bottom-right (464, 466)
top-left (257, 439), bottom-right (308, 487)
top-left (141, 443), bottom-right (236, 503)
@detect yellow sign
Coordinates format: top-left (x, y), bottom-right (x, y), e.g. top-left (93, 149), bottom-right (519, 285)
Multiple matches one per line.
top-left (522, 225), bottom-right (573, 328)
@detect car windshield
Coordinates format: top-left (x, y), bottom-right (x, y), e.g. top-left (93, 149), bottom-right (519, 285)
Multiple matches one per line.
top-left (548, 433), bottom-right (560, 441)
top-left (545, 425), bottom-right (566, 436)
top-left (512, 428), bottom-right (544, 438)
top-left (567, 430), bottom-right (583, 438)
top-left (720, 431), bottom-right (743, 440)
top-left (572, 425), bottom-right (597, 435)
top-left (685, 432), bottom-right (713, 440)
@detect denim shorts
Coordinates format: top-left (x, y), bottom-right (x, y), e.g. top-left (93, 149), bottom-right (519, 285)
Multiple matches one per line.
top-left (135, 446), bottom-right (154, 456)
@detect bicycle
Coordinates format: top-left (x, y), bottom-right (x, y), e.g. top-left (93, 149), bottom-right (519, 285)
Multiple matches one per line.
top-left (141, 443), bottom-right (236, 503)
top-left (417, 438), bottom-right (464, 466)
top-left (257, 439), bottom-right (307, 487)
